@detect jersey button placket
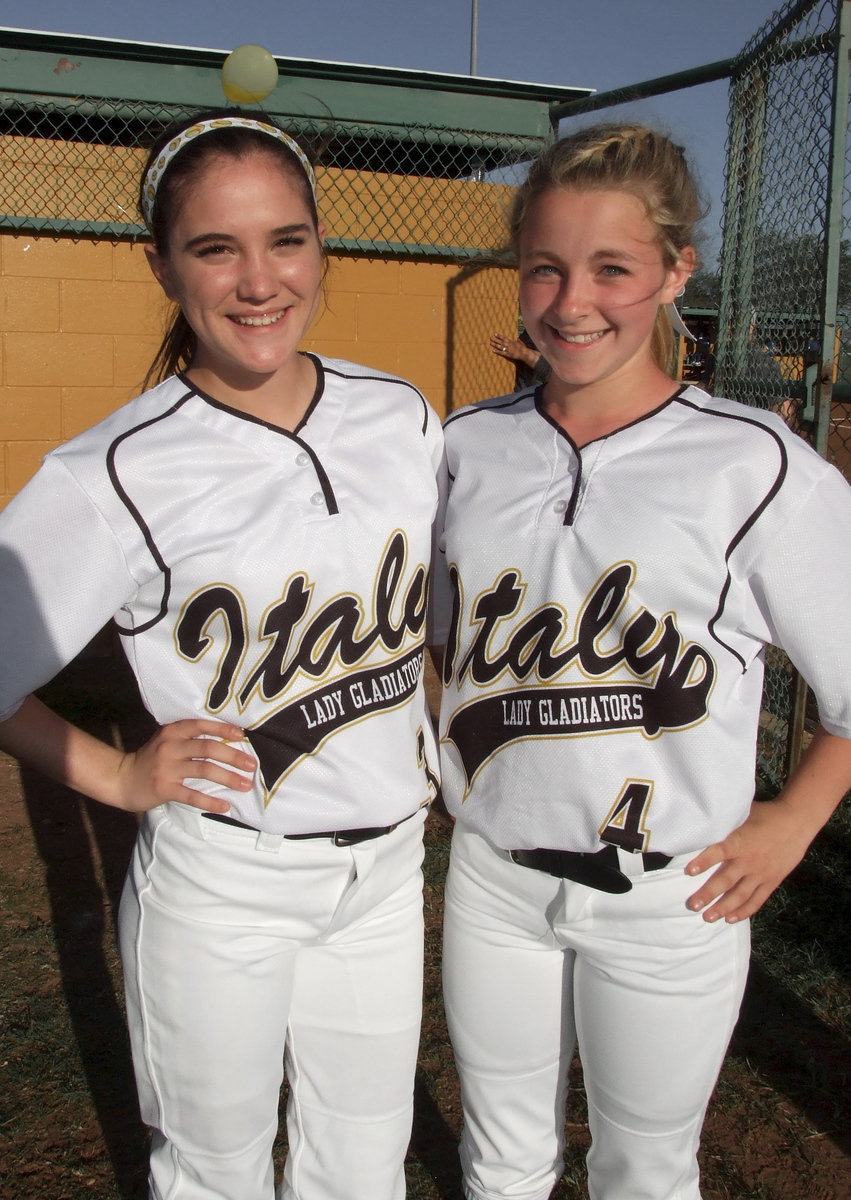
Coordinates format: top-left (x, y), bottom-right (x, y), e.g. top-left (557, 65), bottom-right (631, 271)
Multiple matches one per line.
top-left (294, 449), bottom-right (328, 515)
top-left (545, 440), bottom-right (579, 528)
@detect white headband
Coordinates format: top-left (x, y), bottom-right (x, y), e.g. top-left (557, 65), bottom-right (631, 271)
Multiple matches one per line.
top-left (141, 116), bottom-right (316, 229)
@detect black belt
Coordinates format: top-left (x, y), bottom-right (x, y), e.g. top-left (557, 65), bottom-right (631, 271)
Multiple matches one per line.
top-left (509, 843), bottom-right (672, 894)
top-left (202, 810), bottom-right (415, 846)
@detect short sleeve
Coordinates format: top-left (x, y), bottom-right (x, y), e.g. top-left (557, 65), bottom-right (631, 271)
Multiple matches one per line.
top-left (0, 456), bottom-right (138, 720)
top-left (745, 462), bottom-right (851, 739)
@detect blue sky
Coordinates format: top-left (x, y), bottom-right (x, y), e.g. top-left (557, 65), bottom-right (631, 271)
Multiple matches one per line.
top-left (0, 0), bottom-right (788, 262)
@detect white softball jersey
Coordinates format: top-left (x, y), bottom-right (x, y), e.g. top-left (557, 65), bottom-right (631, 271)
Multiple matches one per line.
top-left (432, 384), bottom-right (851, 856)
top-left (0, 355), bottom-right (443, 834)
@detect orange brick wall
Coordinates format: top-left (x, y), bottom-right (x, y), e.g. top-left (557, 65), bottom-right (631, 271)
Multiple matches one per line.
top-left (0, 134), bottom-right (514, 253)
top-left (304, 257), bottom-right (517, 415)
top-left (0, 233), bottom-right (161, 508)
top-left (307, 257), bottom-right (452, 405)
top-left (0, 233), bottom-right (518, 509)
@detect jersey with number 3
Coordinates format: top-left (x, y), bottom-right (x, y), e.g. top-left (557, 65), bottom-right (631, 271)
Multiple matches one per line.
top-left (432, 384), bottom-right (851, 855)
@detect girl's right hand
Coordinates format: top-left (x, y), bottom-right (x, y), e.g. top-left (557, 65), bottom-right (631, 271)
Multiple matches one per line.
top-left (115, 719), bottom-right (256, 814)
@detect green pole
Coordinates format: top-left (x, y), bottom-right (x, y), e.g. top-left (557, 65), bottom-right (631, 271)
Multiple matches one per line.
top-left (815, 0), bottom-right (851, 460)
top-left (716, 75), bottom-right (747, 394)
top-left (787, 0), bottom-right (848, 775)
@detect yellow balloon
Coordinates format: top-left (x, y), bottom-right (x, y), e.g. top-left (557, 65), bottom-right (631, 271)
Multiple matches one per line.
top-left (221, 44), bottom-right (279, 104)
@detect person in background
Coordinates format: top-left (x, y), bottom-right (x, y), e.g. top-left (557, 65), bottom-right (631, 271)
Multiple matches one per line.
top-left (489, 327), bottom-right (550, 388)
top-left (689, 335), bottom-right (716, 388)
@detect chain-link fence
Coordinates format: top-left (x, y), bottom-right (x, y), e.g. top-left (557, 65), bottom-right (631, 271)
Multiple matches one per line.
top-left (718, 0), bottom-right (848, 787)
top-left (0, 95), bottom-right (536, 254)
top-left (718, 0), bottom-right (848, 447)
top-left (551, 0), bottom-right (848, 791)
top-left (0, 84), bottom-right (541, 410)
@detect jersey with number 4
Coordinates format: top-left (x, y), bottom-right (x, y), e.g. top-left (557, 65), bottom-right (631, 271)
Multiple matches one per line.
top-left (432, 384), bottom-right (851, 855)
top-left (0, 356), bottom-right (442, 834)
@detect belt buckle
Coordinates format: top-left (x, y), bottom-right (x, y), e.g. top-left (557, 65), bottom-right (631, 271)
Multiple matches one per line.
top-left (509, 846), bottom-right (633, 894)
top-left (333, 826), bottom-right (390, 846)
top-left (568, 848), bottom-right (632, 894)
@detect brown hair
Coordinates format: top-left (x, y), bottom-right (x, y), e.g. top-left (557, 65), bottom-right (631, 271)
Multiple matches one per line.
top-left (509, 123), bottom-right (703, 372)
top-left (140, 109), bottom-right (320, 388)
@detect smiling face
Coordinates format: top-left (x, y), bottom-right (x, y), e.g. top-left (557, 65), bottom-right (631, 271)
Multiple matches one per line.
top-left (518, 187), bottom-right (693, 406)
top-left (145, 148), bottom-right (324, 407)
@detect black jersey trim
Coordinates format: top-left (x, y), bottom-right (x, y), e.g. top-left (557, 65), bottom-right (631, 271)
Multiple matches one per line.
top-left (296, 353), bottom-right (325, 432)
top-left (442, 389), bottom-right (536, 488)
top-left (533, 393), bottom-right (584, 526)
top-left (542, 386), bottom-right (685, 527)
top-left (106, 388), bottom-right (195, 635)
top-left (535, 385), bottom-right (683, 446)
top-left (177, 369), bottom-right (339, 516)
top-left (320, 357), bottom-right (433, 436)
top-left (442, 387), bottom-right (536, 431)
top-left (674, 393), bottom-right (788, 670)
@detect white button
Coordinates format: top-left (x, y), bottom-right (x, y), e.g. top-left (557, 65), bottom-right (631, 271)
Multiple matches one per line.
top-left (310, 492), bottom-right (324, 507)
top-left (553, 499), bottom-right (567, 513)
top-left (296, 452), bottom-right (309, 466)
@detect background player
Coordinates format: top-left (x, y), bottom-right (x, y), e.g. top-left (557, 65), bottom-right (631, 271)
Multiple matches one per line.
top-left (0, 111), bottom-right (442, 1200)
top-left (488, 327), bottom-right (549, 388)
top-left (429, 124), bottom-right (851, 1200)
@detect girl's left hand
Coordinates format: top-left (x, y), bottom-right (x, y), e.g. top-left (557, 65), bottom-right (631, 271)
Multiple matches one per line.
top-left (686, 726), bottom-right (851, 923)
top-left (683, 797), bottom-right (815, 923)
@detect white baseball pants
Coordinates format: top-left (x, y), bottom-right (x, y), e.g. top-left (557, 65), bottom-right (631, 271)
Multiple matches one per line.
top-left (118, 802), bottom-right (426, 1200)
top-left (442, 822), bottom-right (750, 1200)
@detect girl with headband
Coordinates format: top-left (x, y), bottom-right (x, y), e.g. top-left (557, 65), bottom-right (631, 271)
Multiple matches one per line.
top-left (0, 109), bottom-right (443, 1200)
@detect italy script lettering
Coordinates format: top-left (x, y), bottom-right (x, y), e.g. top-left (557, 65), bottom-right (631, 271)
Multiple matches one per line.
top-left (172, 532), bottom-right (428, 797)
top-left (443, 561), bottom-right (717, 792)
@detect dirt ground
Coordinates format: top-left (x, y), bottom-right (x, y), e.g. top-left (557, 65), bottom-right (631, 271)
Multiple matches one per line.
top-left (1, 648), bottom-right (849, 1199)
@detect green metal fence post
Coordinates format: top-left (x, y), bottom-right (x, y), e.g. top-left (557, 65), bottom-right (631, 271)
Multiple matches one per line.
top-left (815, 0), bottom-right (851, 462)
top-left (786, 0), bottom-right (849, 774)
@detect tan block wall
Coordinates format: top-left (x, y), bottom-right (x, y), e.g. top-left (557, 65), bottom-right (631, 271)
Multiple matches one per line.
top-left (1, 232), bottom-right (517, 509)
top-left (305, 256), bottom-right (454, 407)
top-left (0, 234), bottom-right (161, 508)
top-left (305, 256), bottom-right (520, 413)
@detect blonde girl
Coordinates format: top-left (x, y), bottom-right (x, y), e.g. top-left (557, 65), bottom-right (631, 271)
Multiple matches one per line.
top-left (430, 123), bottom-right (851, 1200)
